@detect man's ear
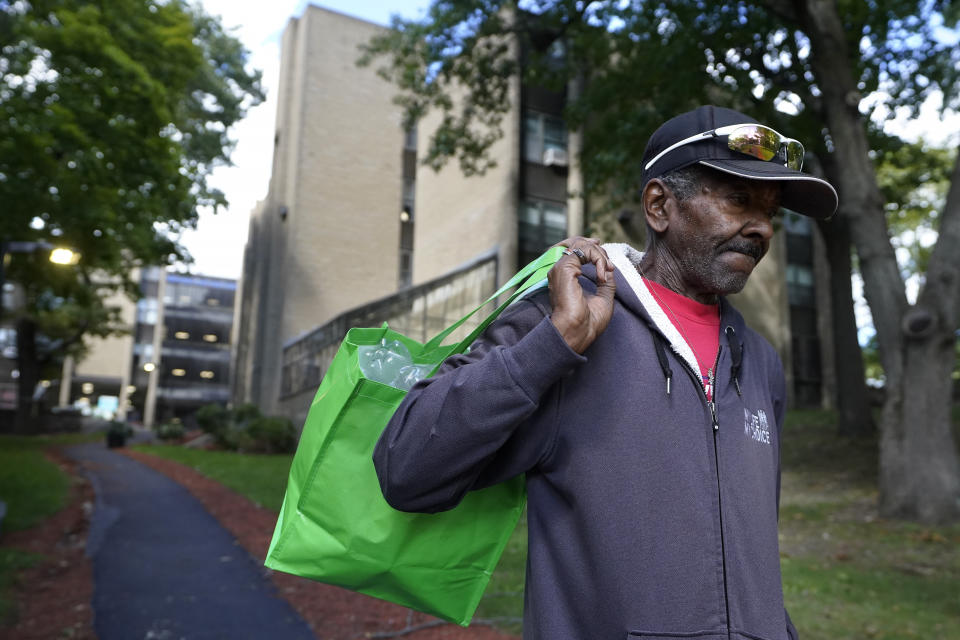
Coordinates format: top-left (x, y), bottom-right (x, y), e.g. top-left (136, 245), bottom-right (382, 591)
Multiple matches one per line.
top-left (643, 179), bottom-right (670, 233)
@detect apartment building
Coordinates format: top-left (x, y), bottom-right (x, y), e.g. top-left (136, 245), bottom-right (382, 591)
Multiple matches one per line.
top-left (37, 269), bottom-right (236, 427)
top-left (130, 269), bottom-right (235, 425)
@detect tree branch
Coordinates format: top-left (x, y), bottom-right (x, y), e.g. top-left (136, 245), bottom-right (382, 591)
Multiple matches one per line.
top-left (918, 147), bottom-right (960, 327)
top-left (37, 319), bottom-right (92, 368)
top-left (36, 270), bottom-right (118, 367)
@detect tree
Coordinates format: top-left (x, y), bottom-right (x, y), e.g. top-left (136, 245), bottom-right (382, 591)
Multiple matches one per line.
top-left (361, 0), bottom-right (960, 522)
top-left (0, 0), bottom-right (264, 429)
top-left (876, 139), bottom-right (955, 281)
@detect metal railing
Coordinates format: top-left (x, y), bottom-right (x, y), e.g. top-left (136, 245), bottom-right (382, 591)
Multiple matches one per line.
top-left (280, 249), bottom-right (499, 398)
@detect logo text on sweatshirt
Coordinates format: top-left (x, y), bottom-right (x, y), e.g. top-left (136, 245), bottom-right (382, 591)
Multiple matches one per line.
top-left (744, 407), bottom-right (771, 445)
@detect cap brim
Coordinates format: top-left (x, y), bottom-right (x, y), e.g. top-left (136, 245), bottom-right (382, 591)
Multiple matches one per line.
top-left (700, 159), bottom-right (838, 220)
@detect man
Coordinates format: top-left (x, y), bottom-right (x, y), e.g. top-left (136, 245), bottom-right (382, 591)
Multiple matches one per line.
top-left (374, 105), bottom-right (838, 639)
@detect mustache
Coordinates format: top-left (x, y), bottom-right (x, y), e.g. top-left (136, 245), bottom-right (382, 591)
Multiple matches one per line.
top-left (719, 239), bottom-right (764, 261)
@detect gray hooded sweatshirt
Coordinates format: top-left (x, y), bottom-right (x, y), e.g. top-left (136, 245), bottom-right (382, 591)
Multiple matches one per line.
top-left (374, 243), bottom-right (798, 640)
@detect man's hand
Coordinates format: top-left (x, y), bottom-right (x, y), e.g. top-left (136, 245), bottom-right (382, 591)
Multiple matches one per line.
top-left (548, 237), bottom-right (616, 354)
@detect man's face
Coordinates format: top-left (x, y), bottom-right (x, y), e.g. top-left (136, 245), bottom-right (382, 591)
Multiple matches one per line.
top-left (665, 169), bottom-right (780, 297)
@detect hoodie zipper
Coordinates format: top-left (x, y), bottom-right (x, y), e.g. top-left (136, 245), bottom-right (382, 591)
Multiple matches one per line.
top-left (708, 366), bottom-right (719, 431)
top-left (709, 350), bottom-right (733, 639)
top-left (674, 344), bottom-right (732, 635)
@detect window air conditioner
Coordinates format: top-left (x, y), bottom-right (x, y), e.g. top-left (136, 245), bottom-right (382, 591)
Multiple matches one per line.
top-left (542, 147), bottom-right (568, 167)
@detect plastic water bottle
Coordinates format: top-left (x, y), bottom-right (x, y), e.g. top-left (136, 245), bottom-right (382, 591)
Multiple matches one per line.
top-left (358, 339), bottom-right (432, 390)
top-left (358, 339), bottom-right (410, 383)
top-left (392, 363), bottom-right (433, 391)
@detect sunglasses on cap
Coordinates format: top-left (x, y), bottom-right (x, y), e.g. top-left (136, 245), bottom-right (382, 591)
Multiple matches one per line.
top-left (644, 123), bottom-right (805, 172)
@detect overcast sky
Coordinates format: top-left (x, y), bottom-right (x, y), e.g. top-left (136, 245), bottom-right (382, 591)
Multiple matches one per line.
top-left (183, 2), bottom-right (959, 281)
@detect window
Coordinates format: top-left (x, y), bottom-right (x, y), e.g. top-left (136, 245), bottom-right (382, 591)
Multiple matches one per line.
top-left (133, 343), bottom-right (154, 359)
top-left (399, 248), bottom-right (413, 290)
top-left (523, 110), bottom-right (567, 165)
top-left (783, 213), bottom-right (822, 407)
top-left (786, 264), bottom-right (815, 307)
top-left (519, 199), bottom-right (568, 266)
top-left (136, 298), bottom-right (158, 324)
top-left (400, 213), bottom-right (414, 251)
top-left (402, 178), bottom-right (415, 212)
top-left (404, 125), bottom-right (417, 151)
top-left (397, 208), bottom-right (413, 289)
top-left (398, 189), bottom-right (415, 289)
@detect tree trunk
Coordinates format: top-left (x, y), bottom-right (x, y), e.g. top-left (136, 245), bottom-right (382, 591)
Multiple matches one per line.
top-left (874, 149), bottom-right (960, 523)
top-left (14, 317), bottom-right (39, 433)
top-left (818, 169), bottom-right (876, 437)
top-left (798, 0), bottom-right (960, 522)
top-left (880, 325), bottom-right (960, 522)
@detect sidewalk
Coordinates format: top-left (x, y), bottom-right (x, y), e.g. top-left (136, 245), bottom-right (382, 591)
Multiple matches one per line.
top-left (64, 441), bottom-right (315, 640)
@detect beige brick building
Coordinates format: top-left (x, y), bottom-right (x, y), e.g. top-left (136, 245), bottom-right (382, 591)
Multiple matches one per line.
top-left (233, 7), bottom-right (407, 414)
top-left (234, 5), bottom-right (826, 420)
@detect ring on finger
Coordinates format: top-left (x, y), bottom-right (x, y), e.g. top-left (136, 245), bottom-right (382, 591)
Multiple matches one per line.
top-left (572, 248), bottom-right (586, 262)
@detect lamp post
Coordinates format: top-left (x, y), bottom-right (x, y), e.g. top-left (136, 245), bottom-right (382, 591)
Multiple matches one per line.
top-left (1, 240), bottom-right (81, 422)
top-left (0, 240), bottom-right (80, 323)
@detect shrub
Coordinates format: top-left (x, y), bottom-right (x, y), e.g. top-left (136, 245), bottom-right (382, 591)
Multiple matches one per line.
top-left (156, 421), bottom-right (185, 441)
top-left (216, 425), bottom-right (253, 452)
top-left (195, 404), bottom-right (230, 437)
top-left (106, 421), bottom-right (132, 448)
top-left (190, 403), bottom-right (294, 453)
top-left (246, 416), bottom-right (297, 454)
top-left (231, 403), bottom-right (262, 427)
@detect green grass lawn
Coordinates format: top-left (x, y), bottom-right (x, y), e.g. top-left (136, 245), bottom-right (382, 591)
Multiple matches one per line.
top-left (777, 409), bottom-right (960, 639)
top-left (138, 412), bottom-right (960, 638)
top-left (0, 432), bottom-right (100, 623)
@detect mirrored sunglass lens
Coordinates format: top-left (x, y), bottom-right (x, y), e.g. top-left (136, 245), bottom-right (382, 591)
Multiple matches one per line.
top-left (727, 126), bottom-right (778, 162)
top-left (786, 141), bottom-right (804, 170)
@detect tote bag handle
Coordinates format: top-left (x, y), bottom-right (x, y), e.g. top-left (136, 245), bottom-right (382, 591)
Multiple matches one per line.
top-left (420, 246), bottom-right (565, 361)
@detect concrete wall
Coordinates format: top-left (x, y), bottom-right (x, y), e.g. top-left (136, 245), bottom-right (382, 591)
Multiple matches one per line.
top-left (280, 7), bottom-right (403, 338)
top-left (412, 77), bottom-right (523, 285)
top-left (231, 200), bottom-right (264, 405)
top-left (74, 293), bottom-right (135, 381)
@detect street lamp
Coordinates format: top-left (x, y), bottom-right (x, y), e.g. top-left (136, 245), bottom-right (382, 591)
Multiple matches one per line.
top-left (48, 247), bottom-right (81, 266)
top-left (0, 240), bottom-right (81, 322)
top-left (0, 240), bottom-right (83, 425)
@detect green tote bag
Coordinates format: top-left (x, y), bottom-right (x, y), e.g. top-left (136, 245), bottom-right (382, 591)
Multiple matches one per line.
top-left (265, 246), bottom-right (563, 626)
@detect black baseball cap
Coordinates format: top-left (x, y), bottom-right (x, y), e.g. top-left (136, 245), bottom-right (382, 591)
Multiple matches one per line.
top-left (640, 105), bottom-right (838, 219)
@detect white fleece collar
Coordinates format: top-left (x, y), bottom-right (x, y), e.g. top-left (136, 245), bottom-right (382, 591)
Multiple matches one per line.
top-left (602, 243), bottom-right (701, 377)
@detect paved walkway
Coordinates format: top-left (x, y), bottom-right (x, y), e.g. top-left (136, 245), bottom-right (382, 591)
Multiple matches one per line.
top-left (64, 441), bottom-right (315, 640)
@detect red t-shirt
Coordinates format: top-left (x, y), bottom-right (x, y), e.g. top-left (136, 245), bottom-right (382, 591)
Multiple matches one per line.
top-left (644, 279), bottom-right (721, 398)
